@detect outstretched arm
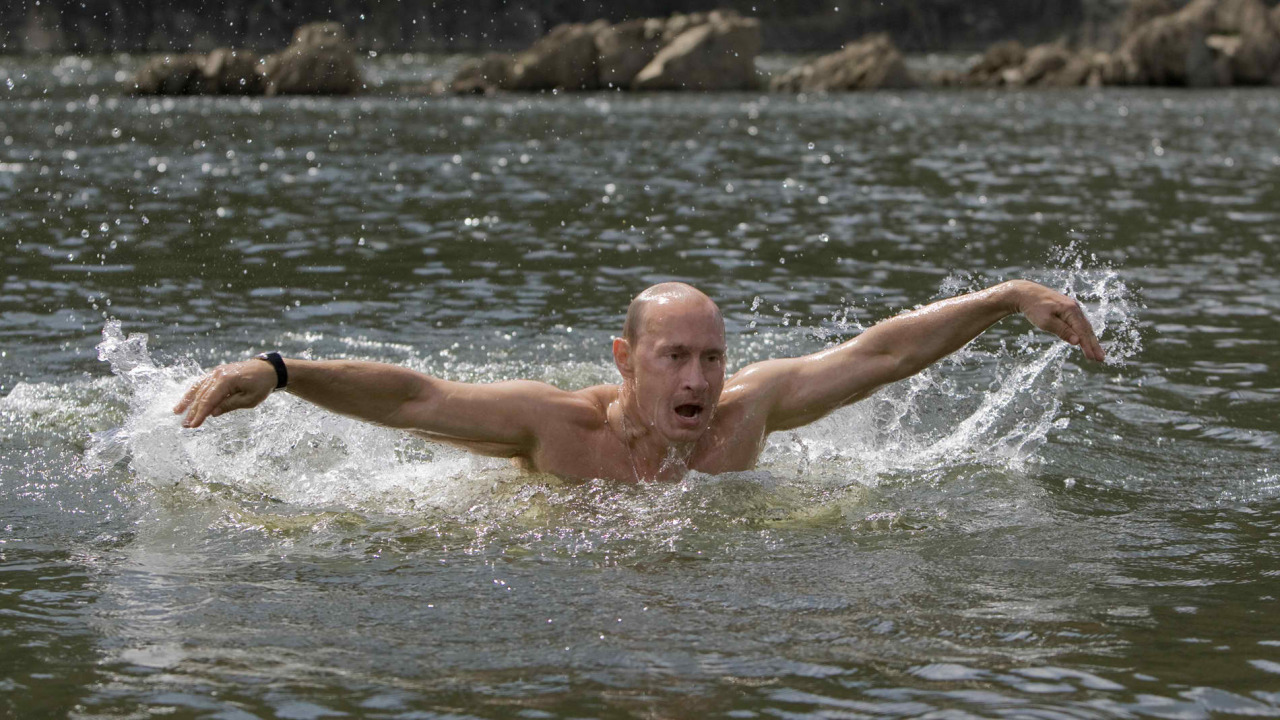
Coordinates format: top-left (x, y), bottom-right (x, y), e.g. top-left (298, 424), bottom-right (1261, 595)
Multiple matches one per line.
top-left (173, 358), bottom-right (563, 456)
top-left (727, 280), bottom-right (1104, 432)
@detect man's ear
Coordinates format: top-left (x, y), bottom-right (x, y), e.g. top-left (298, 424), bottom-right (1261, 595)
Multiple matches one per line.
top-left (613, 337), bottom-right (634, 379)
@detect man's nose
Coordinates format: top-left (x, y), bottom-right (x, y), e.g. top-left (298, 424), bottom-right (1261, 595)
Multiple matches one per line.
top-left (682, 362), bottom-right (708, 392)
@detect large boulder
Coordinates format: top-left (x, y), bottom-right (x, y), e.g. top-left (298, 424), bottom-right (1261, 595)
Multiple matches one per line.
top-left (508, 20), bottom-right (608, 91)
top-left (594, 18), bottom-right (666, 88)
top-left (450, 53), bottom-right (515, 94)
top-left (1108, 0), bottom-right (1280, 86)
top-left (1119, 0), bottom-right (1179, 38)
top-left (444, 11), bottom-right (763, 93)
top-left (953, 39), bottom-right (1106, 88)
top-left (202, 48), bottom-right (264, 95)
top-left (262, 22), bottom-right (362, 96)
top-left (1014, 43), bottom-right (1073, 85)
top-left (1046, 50), bottom-right (1110, 87)
top-left (662, 12), bottom-right (710, 41)
top-left (632, 13), bottom-right (761, 90)
top-left (770, 34), bottom-right (913, 92)
top-left (963, 40), bottom-right (1027, 86)
top-left (133, 54), bottom-right (208, 95)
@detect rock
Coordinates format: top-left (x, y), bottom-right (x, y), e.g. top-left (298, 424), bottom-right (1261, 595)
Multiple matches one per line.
top-left (1109, 0), bottom-right (1280, 86)
top-left (963, 40), bottom-right (1026, 86)
top-left (1210, 0), bottom-right (1280, 84)
top-left (443, 11), bottom-right (763, 93)
top-left (663, 12), bottom-right (709, 41)
top-left (133, 53), bottom-right (208, 95)
top-left (202, 48), bottom-right (264, 95)
top-left (633, 14), bottom-right (761, 91)
top-left (770, 34), bottom-right (913, 92)
top-left (450, 53), bottom-right (515, 94)
top-left (594, 18), bottom-right (666, 89)
top-left (956, 39), bottom-right (1108, 88)
top-left (262, 21), bottom-right (362, 96)
top-left (1119, 0), bottom-right (1178, 37)
top-left (1045, 51), bottom-right (1109, 87)
top-left (508, 20), bottom-right (608, 91)
top-left (1018, 43), bottom-right (1073, 85)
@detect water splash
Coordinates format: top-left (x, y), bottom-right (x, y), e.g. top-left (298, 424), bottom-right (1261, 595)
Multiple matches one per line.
top-left (759, 254), bottom-right (1141, 481)
top-left (85, 320), bottom-right (508, 514)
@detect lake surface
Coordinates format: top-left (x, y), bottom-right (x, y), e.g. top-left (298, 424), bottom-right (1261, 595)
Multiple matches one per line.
top-left (3, 55), bottom-right (1280, 718)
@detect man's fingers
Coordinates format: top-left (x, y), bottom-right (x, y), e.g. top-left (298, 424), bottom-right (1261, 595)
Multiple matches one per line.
top-left (1062, 306), bottom-right (1106, 362)
top-left (177, 377), bottom-right (211, 424)
top-left (1059, 304), bottom-right (1111, 361)
top-left (1037, 313), bottom-right (1075, 345)
top-left (178, 361), bottom-right (276, 428)
top-left (183, 376), bottom-right (226, 428)
top-left (1078, 324), bottom-right (1105, 362)
top-left (173, 379), bottom-right (204, 414)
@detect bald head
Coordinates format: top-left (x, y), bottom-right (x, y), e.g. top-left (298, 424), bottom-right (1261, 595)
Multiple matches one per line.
top-left (623, 282), bottom-right (723, 345)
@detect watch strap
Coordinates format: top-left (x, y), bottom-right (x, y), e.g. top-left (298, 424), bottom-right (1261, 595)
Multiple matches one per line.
top-left (255, 351), bottom-right (288, 390)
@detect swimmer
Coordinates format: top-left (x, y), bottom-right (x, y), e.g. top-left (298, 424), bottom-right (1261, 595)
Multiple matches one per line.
top-left (175, 280), bottom-right (1104, 482)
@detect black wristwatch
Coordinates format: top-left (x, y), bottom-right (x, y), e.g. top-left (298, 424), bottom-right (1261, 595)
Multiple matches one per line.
top-left (255, 351), bottom-right (288, 390)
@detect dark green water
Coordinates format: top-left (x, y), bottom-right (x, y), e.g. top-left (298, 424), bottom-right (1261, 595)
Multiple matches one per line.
top-left (2, 55), bottom-right (1280, 718)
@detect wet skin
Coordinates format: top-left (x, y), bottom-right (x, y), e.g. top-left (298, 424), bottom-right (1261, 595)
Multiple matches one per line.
top-left (175, 280), bottom-right (1104, 482)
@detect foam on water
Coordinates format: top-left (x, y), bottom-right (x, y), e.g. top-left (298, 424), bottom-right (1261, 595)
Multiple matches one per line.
top-left (6, 263), bottom-right (1137, 531)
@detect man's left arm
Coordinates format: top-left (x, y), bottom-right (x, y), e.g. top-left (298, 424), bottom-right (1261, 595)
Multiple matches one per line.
top-left (726, 280), bottom-right (1104, 432)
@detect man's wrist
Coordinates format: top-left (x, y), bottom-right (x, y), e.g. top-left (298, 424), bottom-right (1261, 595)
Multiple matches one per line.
top-left (255, 351), bottom-right (288, 390)
top-left (996, 280), bottom-right (1030, 316)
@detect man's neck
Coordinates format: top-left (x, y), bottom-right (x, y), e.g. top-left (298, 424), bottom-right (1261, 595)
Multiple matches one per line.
top-left (608, 387), bottom-right (696, 482)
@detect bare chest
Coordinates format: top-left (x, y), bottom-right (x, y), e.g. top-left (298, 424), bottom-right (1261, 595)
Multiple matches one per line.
top-left (524, 411), bottom-right (768, 483)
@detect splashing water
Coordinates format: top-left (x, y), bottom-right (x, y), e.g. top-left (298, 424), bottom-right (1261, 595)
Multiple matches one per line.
top-left (73, 262), bottom-right (1139, 531)
top-left (86, 319), bottom-right (506, 516)
top-left (760, 259), bottom-right (1140, 482)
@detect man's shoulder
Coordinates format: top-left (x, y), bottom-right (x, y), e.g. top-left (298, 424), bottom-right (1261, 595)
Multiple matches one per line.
top-left (722, 358), bottom-right (795, 401)
top-left (521, 382), bottom-right (615, 427)
top-left (568, 384), bottom-right (617, 418)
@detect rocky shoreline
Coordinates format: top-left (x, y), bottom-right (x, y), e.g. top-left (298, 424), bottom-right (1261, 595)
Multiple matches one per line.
top-left (131, 22), bottom-right (362, 96)
top-left (129, 0), bottom-right (1280, 97)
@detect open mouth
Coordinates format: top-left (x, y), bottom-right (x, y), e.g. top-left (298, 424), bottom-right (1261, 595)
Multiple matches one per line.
top-left (674, 403), bottom-right (703, 419)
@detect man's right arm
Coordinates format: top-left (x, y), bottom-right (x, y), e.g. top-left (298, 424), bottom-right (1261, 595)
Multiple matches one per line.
top-left (173, 358), bottom-right (558, 457)
top-left (722, 280), bottom-right (1104, 433)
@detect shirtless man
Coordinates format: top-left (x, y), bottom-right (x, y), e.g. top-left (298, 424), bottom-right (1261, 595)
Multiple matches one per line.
top-left (175, 280), bottom-right (1104, 482)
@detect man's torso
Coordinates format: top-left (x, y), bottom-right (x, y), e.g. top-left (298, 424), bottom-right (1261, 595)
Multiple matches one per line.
top-left (515, 384), bottom-right (771, 482)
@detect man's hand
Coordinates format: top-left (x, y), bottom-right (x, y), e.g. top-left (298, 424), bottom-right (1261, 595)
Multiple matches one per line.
top-left (1008, 280), bottom-right (1106, 362)
top-left (173, 360), bottom-right (277, 428)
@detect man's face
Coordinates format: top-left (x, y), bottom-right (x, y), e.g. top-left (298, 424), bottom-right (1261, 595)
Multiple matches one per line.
top-left (625, 298), bottom-right (726, 443)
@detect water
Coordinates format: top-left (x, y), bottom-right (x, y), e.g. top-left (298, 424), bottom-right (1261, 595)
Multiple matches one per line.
top-left (3, 55), bottom-right (1280, 718)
